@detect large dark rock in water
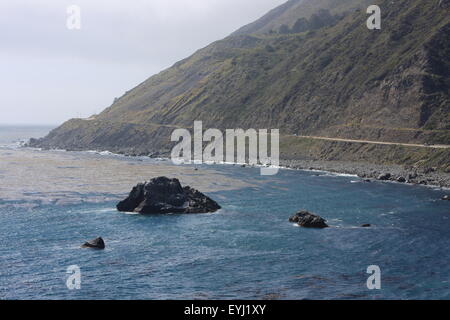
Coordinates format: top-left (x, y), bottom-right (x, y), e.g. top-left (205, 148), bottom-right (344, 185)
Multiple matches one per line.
top-left (81, 237), bottom-right (105, 250)
top-left (117, 177), bottom-right (221, 214)
top-left (289, 211), bottom-right (329, 229)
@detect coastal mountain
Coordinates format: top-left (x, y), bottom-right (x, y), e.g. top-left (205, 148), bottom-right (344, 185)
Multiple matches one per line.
top-left (31, 0), bottom-right (450, 170)
top-left (232, 0), bottom-right (373, 36)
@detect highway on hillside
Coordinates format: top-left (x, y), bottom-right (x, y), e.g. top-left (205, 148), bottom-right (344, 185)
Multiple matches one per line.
top-left (292, 135), bottom-right (450, 149)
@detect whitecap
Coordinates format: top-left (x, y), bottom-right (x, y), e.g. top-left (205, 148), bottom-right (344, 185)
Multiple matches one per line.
top-left (123, 211), bottom-right (140, 215)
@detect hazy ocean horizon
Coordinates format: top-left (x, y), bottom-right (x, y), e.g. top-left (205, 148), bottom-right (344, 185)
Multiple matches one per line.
top-left (0, 125), bottom-right (449, 300)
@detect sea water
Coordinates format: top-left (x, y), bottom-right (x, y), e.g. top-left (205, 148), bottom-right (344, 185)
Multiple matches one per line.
top-left (0, 125), bottom-right (449, 300)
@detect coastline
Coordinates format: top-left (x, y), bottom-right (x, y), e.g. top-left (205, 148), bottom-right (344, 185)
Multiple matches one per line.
top-left (21, 144), bottom-right (450, 189)
top-left (279, 159), bottom-right (450, 189)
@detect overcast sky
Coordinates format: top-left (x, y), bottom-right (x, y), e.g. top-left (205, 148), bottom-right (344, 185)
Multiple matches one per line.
top-left (0, 0), bottom-right (286, 125)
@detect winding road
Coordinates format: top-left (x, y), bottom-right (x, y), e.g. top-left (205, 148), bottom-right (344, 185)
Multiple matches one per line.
top-left (293, 135), bottom-right (450, 149)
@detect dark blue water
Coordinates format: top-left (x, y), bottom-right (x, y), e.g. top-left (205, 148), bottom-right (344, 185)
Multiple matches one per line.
top-left (0, 126), bottom-right (449, 300)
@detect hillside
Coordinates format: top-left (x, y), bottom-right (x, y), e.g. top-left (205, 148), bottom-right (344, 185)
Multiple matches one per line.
top-left (30, 0), bottom-right (450, 171)
top-left (232, 0), bottom-right (373, 35)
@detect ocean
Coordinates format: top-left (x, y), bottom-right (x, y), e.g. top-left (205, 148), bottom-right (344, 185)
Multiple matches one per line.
top-left (0, 125), bottom-right (449, 300)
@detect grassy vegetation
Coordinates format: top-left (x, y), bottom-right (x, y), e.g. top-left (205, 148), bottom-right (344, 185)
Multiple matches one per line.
top-left (35, 0), bottom-right (450, 169)
top-left (280, 136), bottom-right (450, 172)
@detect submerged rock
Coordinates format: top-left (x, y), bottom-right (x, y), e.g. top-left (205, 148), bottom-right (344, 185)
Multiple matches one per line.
top-left (117, 177), bottom-right (221, 214)
top-left (81, 237), bottom-right (105, 250)
top-left (378, 173), bottom-right (391, 181)
top-left (361, 224), bottom-right (372, 228)
top-left (289, 211), bottom-right (329, 229)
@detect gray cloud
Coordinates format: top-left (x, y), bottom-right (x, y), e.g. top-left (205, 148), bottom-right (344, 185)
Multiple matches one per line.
top-left (0, 0), bottom-right (286, 124)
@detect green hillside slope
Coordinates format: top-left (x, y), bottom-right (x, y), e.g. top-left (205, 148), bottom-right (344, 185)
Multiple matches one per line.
top-left (31, 0), bottom-right (450, 170)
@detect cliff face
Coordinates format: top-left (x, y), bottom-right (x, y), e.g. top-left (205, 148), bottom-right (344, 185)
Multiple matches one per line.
top-left (31, 0), bottom-right (450, 168)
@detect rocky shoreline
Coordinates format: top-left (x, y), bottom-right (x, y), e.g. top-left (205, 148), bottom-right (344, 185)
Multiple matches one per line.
top-left (143, 150), bottom-right (450, 189)
top-left (24, 144), bottom-right (450, 189)
top-left (149, 154), bottom-right (450, 188)
top-left (279, 159), bottom-right (450, 189)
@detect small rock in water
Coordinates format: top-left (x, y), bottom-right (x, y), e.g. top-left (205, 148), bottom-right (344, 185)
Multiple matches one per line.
top-left (442, 195), bottom-right (450, 201)
top-left (397, 177), bottom-right (406, 183)
top-left (289, 211), bottom-right (329, 229)
top-left (378, 173), bottom-right (391, 181)
top-left (81, 237), bottom-right (105, 250)
top-left (361, 224), bottom-right (372, 228)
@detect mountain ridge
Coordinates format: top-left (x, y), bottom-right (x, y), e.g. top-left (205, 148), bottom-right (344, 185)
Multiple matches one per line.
top-left (231, 0), bottom-right (373, 36)
top-left (30, 0), bottom-right (450, 171)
